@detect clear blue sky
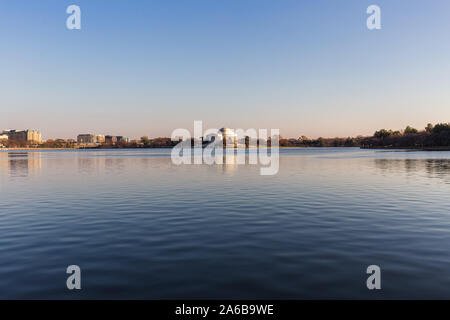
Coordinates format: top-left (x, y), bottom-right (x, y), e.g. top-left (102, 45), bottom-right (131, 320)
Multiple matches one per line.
top-left (1, 0), bottom-right (449, 139)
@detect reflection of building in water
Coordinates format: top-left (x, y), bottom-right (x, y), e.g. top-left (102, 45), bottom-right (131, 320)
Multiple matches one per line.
top-left (77, 157), bottom-right (99, 173)
top-left (0, 154), bottom-right (8, 175)
top-left (3, 152), bottom-right (42, 177)
top-left (77, 155), bottom-right (130, 173)
top-left (222, 152), bottom-right (238, 165)
top-left (219, 153), bottom-right (238, 175)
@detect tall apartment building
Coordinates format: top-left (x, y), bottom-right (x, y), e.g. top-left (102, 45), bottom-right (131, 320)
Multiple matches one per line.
top-left (4, 130), bottom-right (41, 143)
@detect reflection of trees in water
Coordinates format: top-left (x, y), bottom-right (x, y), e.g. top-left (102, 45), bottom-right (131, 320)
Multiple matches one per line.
top-left (404, 159), bottom-right (420, 173)
top-left (374, 158), bottom-right (450, 183)
top-left (424, 159), bottom-right (450, 179)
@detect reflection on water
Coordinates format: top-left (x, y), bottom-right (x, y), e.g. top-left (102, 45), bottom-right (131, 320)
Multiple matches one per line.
top-left (71, 152), bottom-right (242, 175)
top-left (424, 159), bottom-right (450, 180)
top-left (374, 158), bottom-right (450, 183)
top-left (0, 152), bottom-right (42, 177)
top-left (0, 148), bottom-right (450, 299)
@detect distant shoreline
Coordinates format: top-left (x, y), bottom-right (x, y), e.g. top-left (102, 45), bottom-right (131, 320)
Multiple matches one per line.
top-left (1, 146), bottom-right (343, 151)
top-left (0, 147), bottom-right (77, 151)
top-left (361, 146), bottom-right (450, 151)
top-left (2, 146), bottom-right (450, 152)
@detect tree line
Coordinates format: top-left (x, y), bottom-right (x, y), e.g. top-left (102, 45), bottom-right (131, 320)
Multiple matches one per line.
top-left (2, 123), bottom-right (449, 149)
top-left (361, 123), bottom-right (450, 149)
top-left (277, 123), bottom-right (450, 149)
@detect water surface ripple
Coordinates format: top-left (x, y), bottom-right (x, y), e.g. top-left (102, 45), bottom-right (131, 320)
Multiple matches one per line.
top-left (0, 148), bottom-right (449, 299)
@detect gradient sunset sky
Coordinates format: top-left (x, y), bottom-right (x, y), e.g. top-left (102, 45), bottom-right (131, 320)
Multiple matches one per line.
top-left (1, 0), bottom-right (449, 139)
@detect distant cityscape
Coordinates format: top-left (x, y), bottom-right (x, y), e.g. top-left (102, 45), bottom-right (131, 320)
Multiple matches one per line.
top-left (0, 128), bottom-right (239, 149)
top-left (1, 122), bottom-right (449, 150)
top-left (76, 134), bottom-right (129, 146)
top-left (0, 129), bottom-right (131, 148)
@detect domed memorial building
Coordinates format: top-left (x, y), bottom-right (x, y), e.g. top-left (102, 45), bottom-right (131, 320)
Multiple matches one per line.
top-left (218, 128), bottom-right (238, 148)
top-left (204, 128), bottom-right (238, 148)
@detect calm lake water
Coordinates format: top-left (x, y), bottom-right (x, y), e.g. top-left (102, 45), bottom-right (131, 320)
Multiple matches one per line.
top-left (1, 148), bottom-right (449, 299)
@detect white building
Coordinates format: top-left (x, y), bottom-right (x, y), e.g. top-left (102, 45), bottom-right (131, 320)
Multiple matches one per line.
top-left (205, 128), bottom-right (238, 148)
top-left (94, 134), bottom-right (105, 144)
top-left (77, 134), bottom-right (106, 145)
top-left (218, 128), bottom-right (237, 148)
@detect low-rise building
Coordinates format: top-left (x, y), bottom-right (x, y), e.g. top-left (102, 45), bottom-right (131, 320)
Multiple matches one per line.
top-left (77, 134), bottom-right (106, 144)
top-left (77, 134), bottom-right (95, 144)
top-left (116, 136), bottom-right (128, 143)
top-left (94, 134), bottom-right (105, 144)
top-left (105, 135), bottom-right (118, 144)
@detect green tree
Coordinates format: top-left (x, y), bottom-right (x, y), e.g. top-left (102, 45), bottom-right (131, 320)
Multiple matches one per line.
top-left (374, 129), bottom-right (392, 139)
top-left (404, 126), bottom-right (418, 135)
top-left (432, 123), bottom-right (450, 134)
top-left (140, 136), bottom-right (150, 145)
